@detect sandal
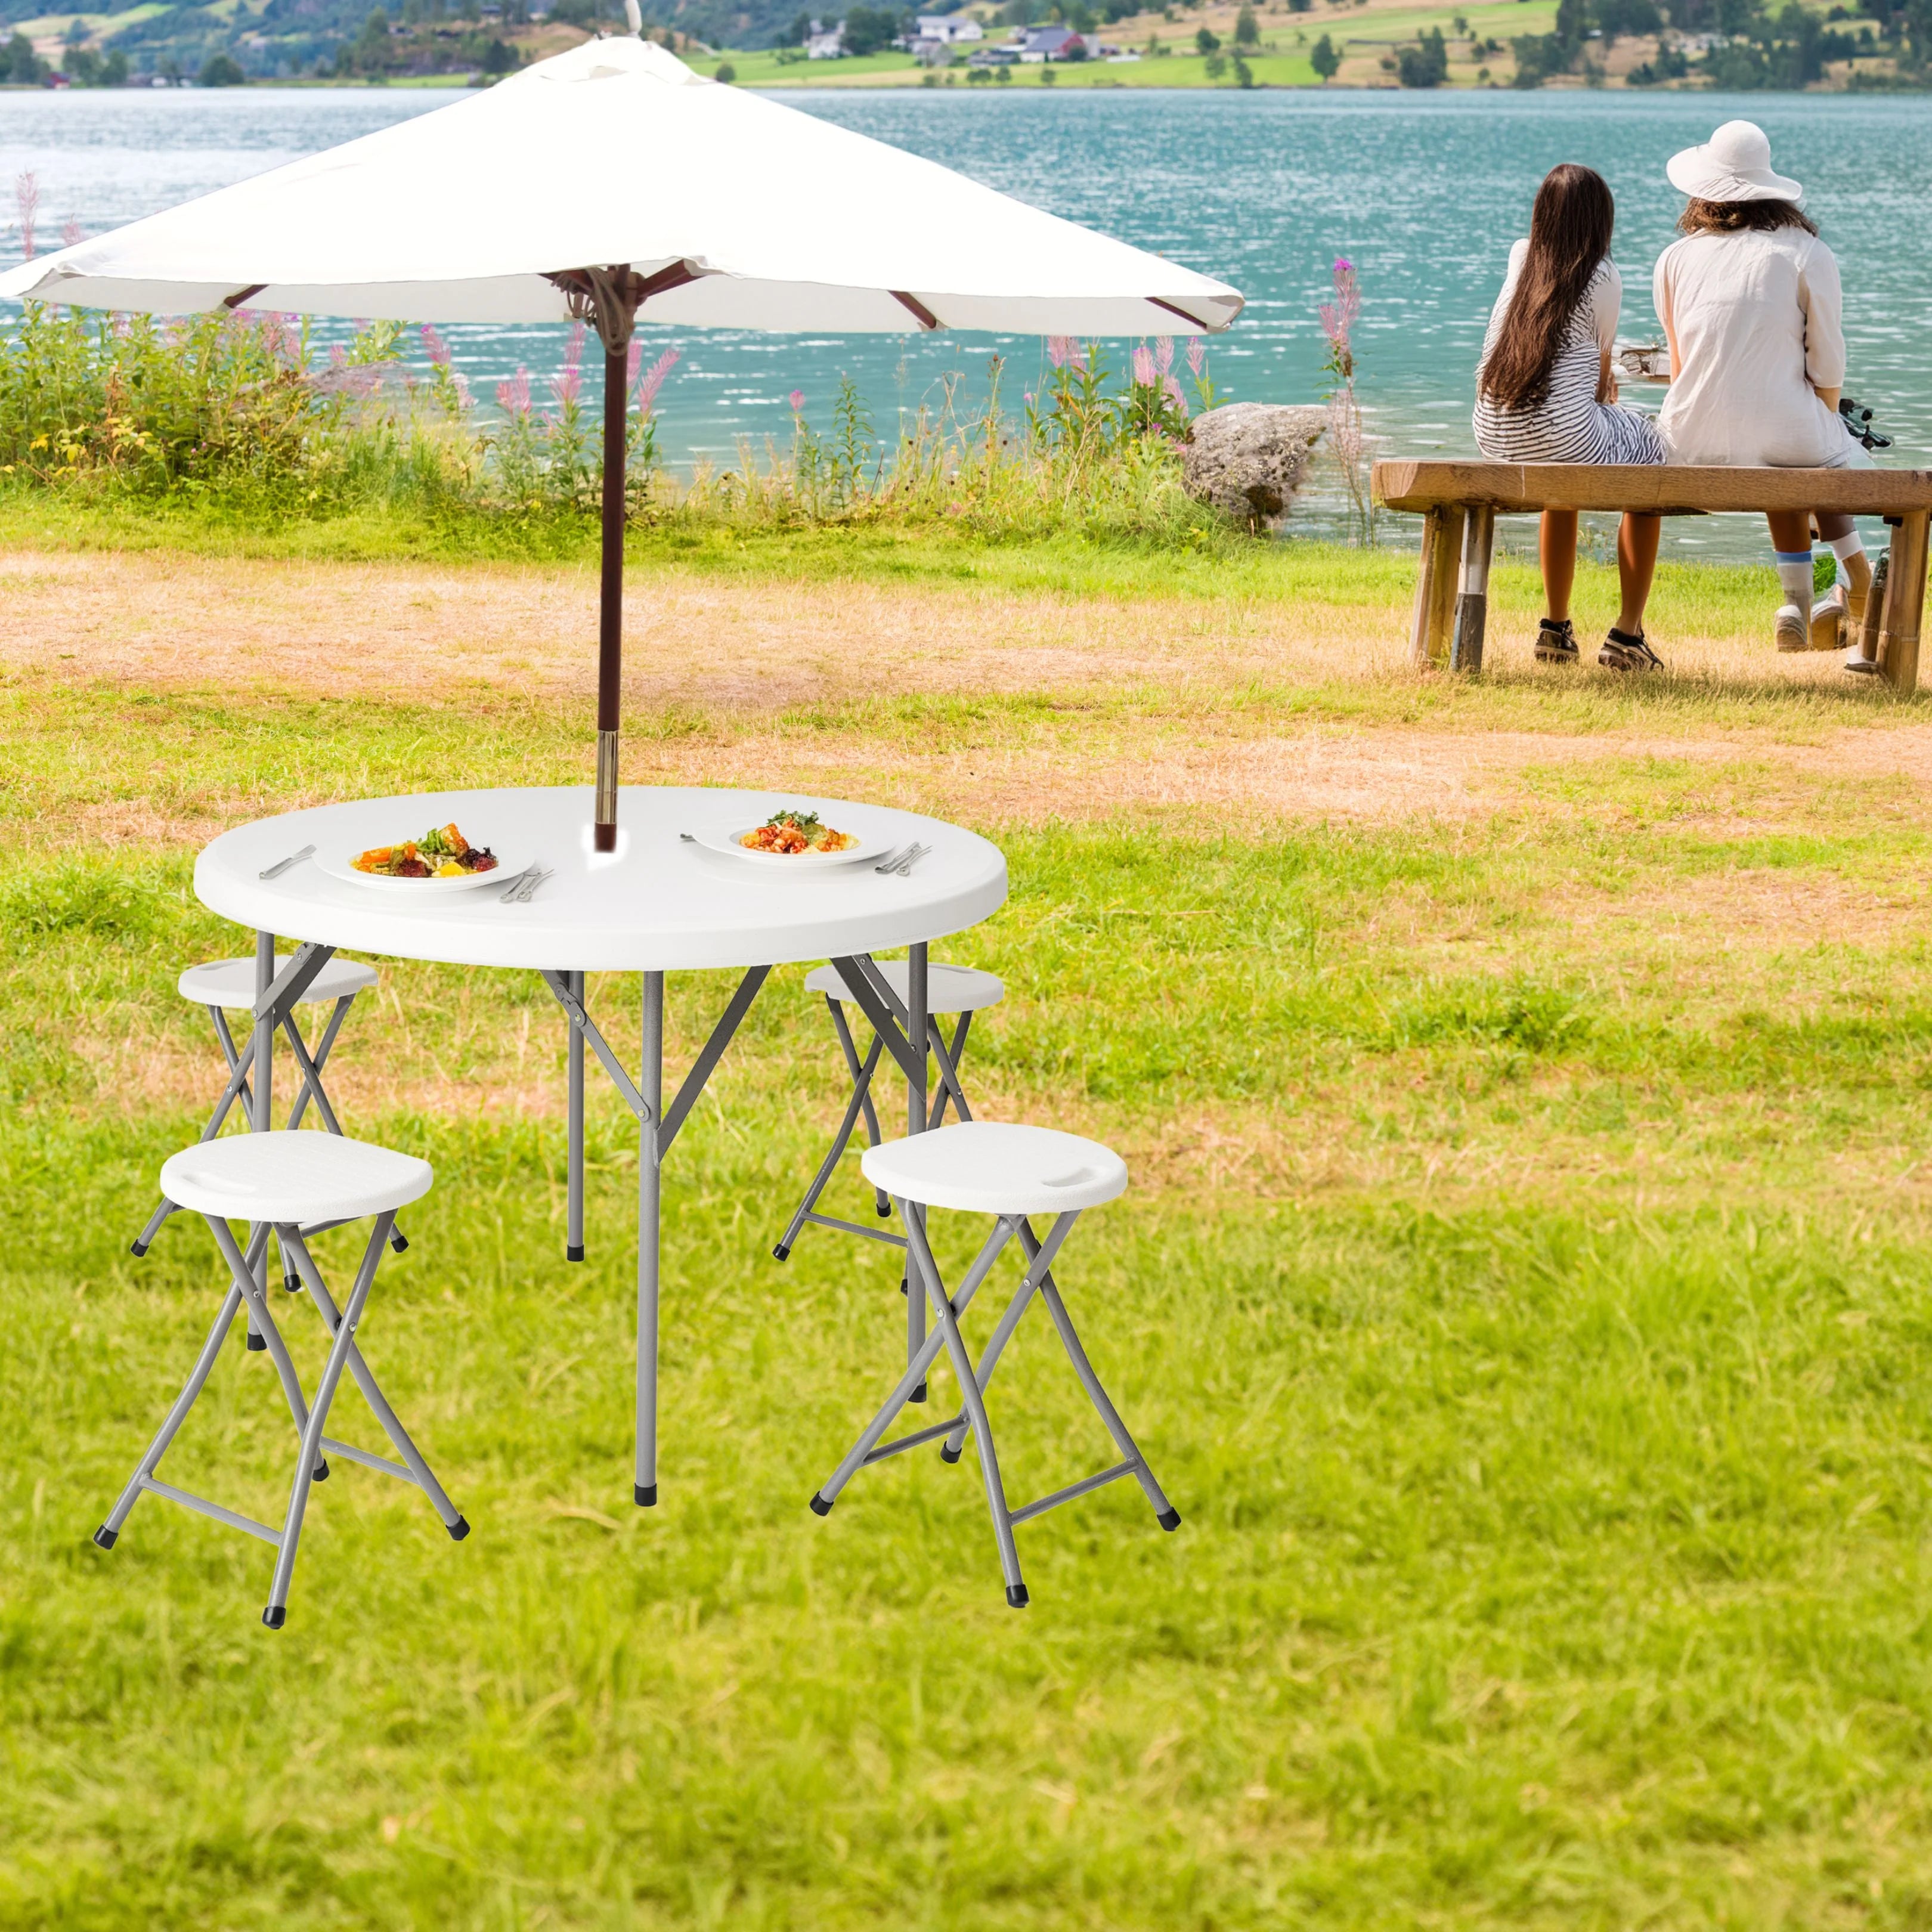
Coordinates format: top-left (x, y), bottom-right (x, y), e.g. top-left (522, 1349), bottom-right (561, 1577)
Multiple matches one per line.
top-left (1534, 617), bottom-right (1578, 664)
top-left (1598, 627), bottom-right (1663, 672)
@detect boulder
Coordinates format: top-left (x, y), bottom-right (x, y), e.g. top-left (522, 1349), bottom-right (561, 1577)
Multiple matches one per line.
top-left (1181, 402), bottom-right (1328, 528)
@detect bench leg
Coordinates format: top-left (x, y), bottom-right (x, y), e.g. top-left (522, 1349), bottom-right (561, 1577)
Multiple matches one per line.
top-left (1410, 505), bottom-right (1465, 669)
top-left (1451, 506), bottom-right (1496, 674)
top-left (1877, 512), bottom-right (1928, 697)
top-left (1853, 550), bottom-right (1888, 669)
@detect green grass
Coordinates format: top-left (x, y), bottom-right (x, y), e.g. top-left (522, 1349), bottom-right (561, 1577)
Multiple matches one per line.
top-left (10, 550), bottom-right (1932, 1925)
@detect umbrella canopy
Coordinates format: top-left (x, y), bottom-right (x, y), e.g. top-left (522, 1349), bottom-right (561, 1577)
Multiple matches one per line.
top-left (0, 36), bottom-right (1244, 843)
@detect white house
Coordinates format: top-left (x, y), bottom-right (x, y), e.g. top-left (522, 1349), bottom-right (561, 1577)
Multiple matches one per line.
top-left (805, 20), bottom-right (845, 55)
top-left (915, 14), bottom-right (983, 41)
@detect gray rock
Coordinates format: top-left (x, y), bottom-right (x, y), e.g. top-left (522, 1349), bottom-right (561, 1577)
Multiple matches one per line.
top-left (1181, 402), bottom-right (1328, 528)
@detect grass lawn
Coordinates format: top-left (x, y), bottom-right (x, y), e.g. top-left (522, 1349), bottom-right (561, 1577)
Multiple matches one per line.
top-left (8, 523), bottom-right (1932, 1926)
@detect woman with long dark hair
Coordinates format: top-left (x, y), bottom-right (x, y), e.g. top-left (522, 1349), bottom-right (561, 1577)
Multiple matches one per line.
top-left (1654, 121), bottom-right (1869, 662)
top-left (1475, 163), bottom-right (1666, 670)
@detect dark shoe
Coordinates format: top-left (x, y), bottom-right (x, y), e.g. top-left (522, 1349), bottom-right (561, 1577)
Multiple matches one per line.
top-left (1599, 627), bottom-right (1663, 672)
top-left (1534, 617), bottom-right (1578, 664)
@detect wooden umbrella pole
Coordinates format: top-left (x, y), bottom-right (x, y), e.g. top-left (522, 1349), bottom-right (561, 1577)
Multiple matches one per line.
top-left (595, 330), bottom-right (628, 851)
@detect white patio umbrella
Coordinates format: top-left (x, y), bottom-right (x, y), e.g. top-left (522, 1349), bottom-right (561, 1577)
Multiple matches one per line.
top-left (0, 30), bottom-right (1243, 845)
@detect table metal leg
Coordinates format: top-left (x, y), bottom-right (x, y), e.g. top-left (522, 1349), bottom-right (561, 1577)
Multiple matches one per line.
top-left (248, 931), bottom-right (275, 1346)
top-left (567, 969), bottom-right (586, 1262)
top-left (907, 943), bottom-right (928, 1403)
top-left (636, 970), bottom-right (663, 1506)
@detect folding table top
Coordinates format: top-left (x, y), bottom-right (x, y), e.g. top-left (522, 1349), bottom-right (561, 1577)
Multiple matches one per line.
top-left (195, 786), bottom-right (1007, 973)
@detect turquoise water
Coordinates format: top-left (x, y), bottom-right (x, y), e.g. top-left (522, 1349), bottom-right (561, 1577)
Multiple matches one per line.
top-left (4, 85), bottom-right (1930, 551)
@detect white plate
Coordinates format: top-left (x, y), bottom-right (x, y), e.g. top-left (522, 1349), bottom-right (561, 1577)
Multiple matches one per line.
top-left (315, 838), bottom-right (527, 894)
top-left (691, 822), bottom-right (891, 871)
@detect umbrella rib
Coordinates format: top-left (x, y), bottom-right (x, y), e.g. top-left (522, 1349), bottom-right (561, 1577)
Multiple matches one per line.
top-left (890, 291), bottom-right (942, 332)
top-left (1149, 297), bottom-right (1209, 331)
top-left (222, 284), bottom-right (267, 311)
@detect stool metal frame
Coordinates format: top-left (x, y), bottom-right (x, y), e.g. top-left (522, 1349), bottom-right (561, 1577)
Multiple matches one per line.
top-left (129, 939), bottom-right (408, 1284)
top-left (773, 986), bottom-right (977, 1264)
top-left (809, 1202), bottom-right (1179, 1608)
top-left (94, 1200), bottom-right (466, 1629)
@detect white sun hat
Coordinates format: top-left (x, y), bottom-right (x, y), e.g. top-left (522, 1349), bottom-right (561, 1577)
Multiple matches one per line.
top-left (1666, 119), bottom-right (1804, 204)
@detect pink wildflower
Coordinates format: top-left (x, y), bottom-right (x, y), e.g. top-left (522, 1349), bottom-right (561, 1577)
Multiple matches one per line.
top-left (450, 370), bottom-right (473, 411)
top-left (1164, 375), bottom-right (1187, 417)
top-left (420, 322), bottom-right (451, 367)
top-left (497, 366), bottom-right (532, 417)
top-left (1319, 256), bottom-right (1361, 369)
top-left (788, 388), bottom-right (805, 412)
top-left (635, 346), bottom-right (680, 415)
top-left (1046, 335), bottom-right (1085, 371)
top-left (1155, 336), bottom-right (1174, 376)
top-left (61, 216), bottom-right (81, 249)
top-left (1186, 337), bottom-right (1205, 377)
top-left (329, 343), bottom-right (348, 373)
top-left (1131, 345), bottom-right (1156, 388)
top-left (14, 171), bottom-right (38, 262)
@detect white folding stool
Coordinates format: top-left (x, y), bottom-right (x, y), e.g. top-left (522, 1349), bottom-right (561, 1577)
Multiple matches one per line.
top-left (94, 1131), bottom-right (467, 1629)
top-left (808, 1120), bottom-right (1179, 1608)
top-left (131, 955), bottom-right (408, 1291)
top-left (773, 959), bottom-right (1004, 1262)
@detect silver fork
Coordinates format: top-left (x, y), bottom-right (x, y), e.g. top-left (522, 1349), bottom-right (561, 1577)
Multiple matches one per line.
top-left (513, 867), bottom-right (553, 904)
top-left (891, 843), bottom-right (930, 877)
top-left (873, 844), bottom-right (912, 874)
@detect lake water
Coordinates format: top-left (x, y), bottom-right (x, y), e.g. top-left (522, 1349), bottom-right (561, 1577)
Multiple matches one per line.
top-left (5, 84), bottom-right (1931, 554)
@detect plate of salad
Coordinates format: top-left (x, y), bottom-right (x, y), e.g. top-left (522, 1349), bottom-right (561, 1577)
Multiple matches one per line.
top-left (315, 822), bottom-right (523, 893)
top-left (691, 808), bottom-right (888, 871)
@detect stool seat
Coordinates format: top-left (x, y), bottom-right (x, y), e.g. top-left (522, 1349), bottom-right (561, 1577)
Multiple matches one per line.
top-left (862, 1121), bottom-right (1126, 1216)
top-left (161, 1131), bottom-right (432, 1225)
top-left (178, 956), bottom-right (379, 1008)
top-left (806, 960), bottom-right (1004, 1015)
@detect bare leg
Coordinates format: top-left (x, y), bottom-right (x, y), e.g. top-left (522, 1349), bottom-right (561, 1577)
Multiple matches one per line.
top-left (1616, 513), bottom-right (1661, 635)
top-left (1540, 509), bottom-right (1577, 621)
top-left (1766, 510), bottom-right (1812, 554)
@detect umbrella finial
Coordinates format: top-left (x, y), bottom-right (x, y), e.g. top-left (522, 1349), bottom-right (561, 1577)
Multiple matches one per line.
top-left (623, 0), bottom-right (642, 32)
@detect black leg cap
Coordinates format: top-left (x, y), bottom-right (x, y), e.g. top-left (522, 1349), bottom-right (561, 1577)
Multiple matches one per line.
top-left (129, 1240), bottom-right (148, 1258)
top-left (284, 1273), bottom-right (302, 1295)
top-left (390, 1232), bottom-right (410, 1253)
top-left (910, 1383), bottom-right (927, 1405)
top-left (312, 1460), bottom-right (330, 1482)
top-left (877, 1202), bottom-right (892, 1218)
top-left (262, 1605), bottom-right (286, 1630)
top-left (1157, 1507), bottom-right (1182, 1533)
top-left (809, 1491), bottom-right (833, 1517)
top-left (1005, 1584), bottom-right (1030, 1610)
top-left (634, 1483), bottom-right (657, 1507)
top-left (899, 1278), bottom-right (908, 1295)
top-left (939, 1444), bottom-right (962, 1464)
top-left (771, 1243), bottom-right (790, 1262)
top-left (246, 1330), bottom-right (267, 1352)
top-left (566, 1245), bottom-right (585, 1262)
top-left (92, 1525), bottom-right (117, 1550)
top-left (448, 1515), bottom-right (470, 1541)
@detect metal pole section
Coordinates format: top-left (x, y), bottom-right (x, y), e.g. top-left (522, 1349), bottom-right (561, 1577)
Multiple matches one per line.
top-left (567, 968), bottom-right (586, 1261)
top-left (906, 944), bottom-right (928, 1401)
top-left (636, 970), bottom-right (663, 1504)
top-left (593, 339), bottom-right (627, 853)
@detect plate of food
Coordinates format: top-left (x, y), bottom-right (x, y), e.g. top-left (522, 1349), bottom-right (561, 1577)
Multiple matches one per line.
top-left (691, 807), bottom-right (889, 871)
top-left (315, 822), bottom-right (521, 893)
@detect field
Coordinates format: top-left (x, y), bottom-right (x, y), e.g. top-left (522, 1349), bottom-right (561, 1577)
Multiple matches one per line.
top-left (10, 522), bottom-right (1932, 1927)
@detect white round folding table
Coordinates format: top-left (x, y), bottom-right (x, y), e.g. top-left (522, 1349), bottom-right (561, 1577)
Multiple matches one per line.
top-left (193, 785), bottom-right (1008, 1506)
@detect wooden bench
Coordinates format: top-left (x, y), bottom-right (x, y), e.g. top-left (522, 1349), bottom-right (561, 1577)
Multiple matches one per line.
top-left (1371, 460), bottom-right (1932, 694)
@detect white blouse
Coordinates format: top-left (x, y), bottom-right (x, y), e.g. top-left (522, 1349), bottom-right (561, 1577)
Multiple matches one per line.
top-left (1652, 227), bottom-right (1856, 467)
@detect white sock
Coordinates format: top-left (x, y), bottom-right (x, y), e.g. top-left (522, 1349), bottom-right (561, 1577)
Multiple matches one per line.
top-left (1775, 550), bottom-right (1813, 606)
top-left (1828, 531), bottom-right (1866, 584)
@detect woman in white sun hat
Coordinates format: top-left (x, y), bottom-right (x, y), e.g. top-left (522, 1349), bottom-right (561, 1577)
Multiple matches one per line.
top-left (1654, 119), bottom-right (1871, 662)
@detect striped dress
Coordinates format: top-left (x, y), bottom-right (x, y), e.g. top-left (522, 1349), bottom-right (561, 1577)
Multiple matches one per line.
top-left (1472, 243), bottom-right (1665, 466)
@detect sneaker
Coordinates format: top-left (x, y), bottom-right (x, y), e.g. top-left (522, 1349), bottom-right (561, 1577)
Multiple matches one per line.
top-left (1809, 585), bottom-right (1848, 651)
top-left (1775, 603), bottom-right (1810, 652)
top-left (1599, 627), bottom-right (1663, 671)
top-left (1535, 617), bottom-right (1578, 664)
